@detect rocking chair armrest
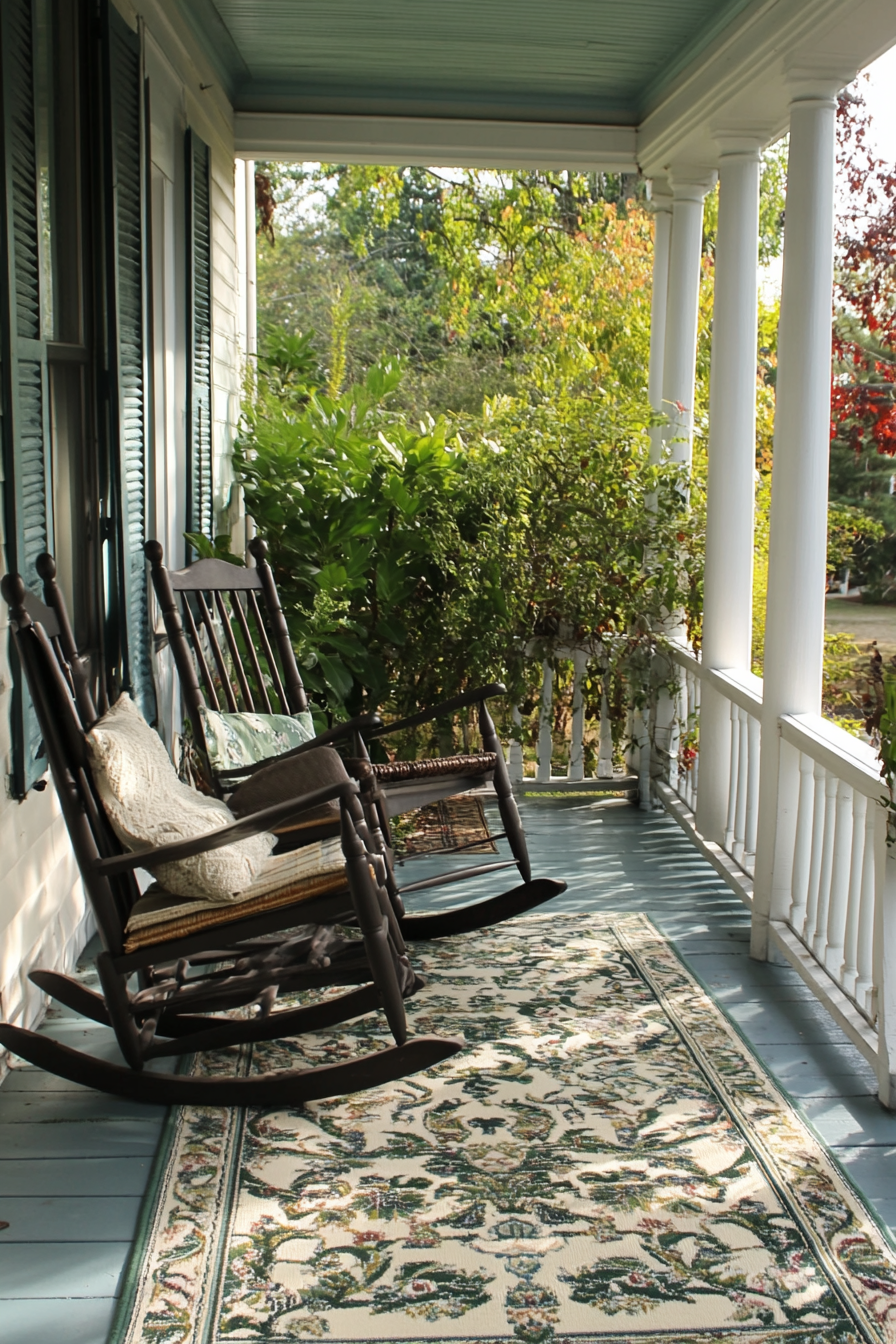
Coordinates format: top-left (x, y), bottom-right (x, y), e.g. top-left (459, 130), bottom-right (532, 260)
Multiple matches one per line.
top-left (93, 779), bottom-right (360, 877)
top-left (364, 684), bottom-right (507, 739)
top-left (217, 714), bottom-right (384, 782)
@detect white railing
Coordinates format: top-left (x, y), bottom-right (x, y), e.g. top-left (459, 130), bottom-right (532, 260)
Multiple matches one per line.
top-left (778, 714), bottom-right (885, 1027)
top-left (507, 643), bottom-right (624, 786)
top-left (654, 647), bottom-right (896, 1099)
top-left (667, 648), bottom-right (763, 877)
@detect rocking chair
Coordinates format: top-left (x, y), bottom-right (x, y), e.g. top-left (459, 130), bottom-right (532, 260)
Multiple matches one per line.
top-left (144, 538), bottom-right (566, 940)
top-left (0, 572), bottom-right (461, 1106)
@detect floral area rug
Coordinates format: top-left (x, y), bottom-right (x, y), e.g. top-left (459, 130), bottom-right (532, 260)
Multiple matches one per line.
top-left (112, 913), bottom-right (896, 1344)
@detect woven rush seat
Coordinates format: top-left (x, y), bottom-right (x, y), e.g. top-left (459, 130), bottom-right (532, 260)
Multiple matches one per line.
top-left (124, 840), bottom-right (349, 953)
top-left (370, 753), bottom-right (497, 783)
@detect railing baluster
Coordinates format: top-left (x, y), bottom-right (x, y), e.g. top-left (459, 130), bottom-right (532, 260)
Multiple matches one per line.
top-left (681, 670), bottom-right (693, 808)
top-left (733, 708), bottom-right (749, 865)
top-left (789, 752), bottom-right (816, 933)
top-left (823, 779), bottom-right (854, 978)
top-left (810, 771), bottom-right (840, 957)
top-left (691, 674), bottom-right (701, 811)
top-left (743, 713), bottom-right (761, 874)
top-left (598, 671), bottom-right (614, 779)
top-left (536, 661), bottom-right (553, 783)
top-left (803, 762), bottom-right (828, 944)
top-left (508, 704), bottom-right (524, 784)
top-left (855, 803), bottom-right (878, 1017)
top-left (635, 705), bottom-right (651, 810)
top-left (841, 789), bottom-right (867, 998)
top-left (724, 700), bottom-right (740, 856)
top-left (568, 650), bottom-right (587, 781)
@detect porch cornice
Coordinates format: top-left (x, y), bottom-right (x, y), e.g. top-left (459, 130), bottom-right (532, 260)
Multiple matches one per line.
top-left (233, 112), bottom-right (639, 172)
top-left (638, 0), bottom-right (896, 176)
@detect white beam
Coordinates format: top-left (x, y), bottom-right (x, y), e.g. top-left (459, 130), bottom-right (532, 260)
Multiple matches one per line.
top-left (638, 0), bottom-right (895, 178)
top-left (233, 112), bottom-right (639, 171)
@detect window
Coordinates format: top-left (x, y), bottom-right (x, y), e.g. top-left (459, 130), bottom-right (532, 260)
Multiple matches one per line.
top-left (0, 0), bottom-right (153, 794)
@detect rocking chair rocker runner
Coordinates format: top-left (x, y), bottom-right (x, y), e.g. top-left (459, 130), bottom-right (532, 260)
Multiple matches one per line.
top-left (0, 572), bottom-right (461, 1106)
top-left (144, 538), bottom-right (566, 939)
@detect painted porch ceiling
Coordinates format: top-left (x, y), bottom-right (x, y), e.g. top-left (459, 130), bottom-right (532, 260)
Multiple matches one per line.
top-left (172, 0), bottom-right (755, 125)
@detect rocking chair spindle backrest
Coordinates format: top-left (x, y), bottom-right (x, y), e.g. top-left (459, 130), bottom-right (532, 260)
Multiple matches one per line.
top-left (145, 539), bottom-right (310, 785)
top-left (35, 553), bottom-right (99, 728)
top-left (1, 572), bottom-right (142, 956)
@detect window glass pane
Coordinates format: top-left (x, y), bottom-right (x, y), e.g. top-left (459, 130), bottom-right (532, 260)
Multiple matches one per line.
top-left (50, 361), bottom-right (91, 640)
top-left (34, 0), bottom-right (82, 343)
top-left (34, 0), bottom-right (54, 338)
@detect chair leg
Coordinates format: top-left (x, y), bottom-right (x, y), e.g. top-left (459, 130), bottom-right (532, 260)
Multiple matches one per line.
top-left (359, 773), bottom-right (404, 915)
top-left (479, 699), bottom-right (531, 883)
top-left (95, 952), bottom-right (145, 1069)
top-left (350, 797), bottom-right (409, 960)
top-left (341, 809), bottom-right (408, 1046)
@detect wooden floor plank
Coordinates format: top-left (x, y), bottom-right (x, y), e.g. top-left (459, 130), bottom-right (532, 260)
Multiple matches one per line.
top-left (1, 1070), bottom-right (103, 1093)
top-left (0, 1195), bottom-right (142, 1242)
top-left (0, 1240), bottom-right (130, 1297)
top-left (0, 1120), bottom-right (163, 1159)
top-left (801, 1096), bottom-right (896, 1146)
top-left (0, 1089), bottom-right (162, 1123)
top-left (0, 1157), bottom-right (154, 1197)
top-left (3, 1296), bottom-right (117, 1344)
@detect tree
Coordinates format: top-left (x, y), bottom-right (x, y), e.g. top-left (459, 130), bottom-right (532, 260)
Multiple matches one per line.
top-left (828, 83), bottom-right (896, 592)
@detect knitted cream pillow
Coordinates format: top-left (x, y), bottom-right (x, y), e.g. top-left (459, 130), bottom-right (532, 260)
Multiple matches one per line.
top-left (87, 694), bottom-right (275, 902)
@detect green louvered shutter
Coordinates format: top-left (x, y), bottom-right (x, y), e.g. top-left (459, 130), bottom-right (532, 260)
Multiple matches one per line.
top-left (0, 0), bottom-right (53, 795)
top-left (186, 128), bottom-right (213, 546)
top-left (102, 2), bottom-right (155, 722)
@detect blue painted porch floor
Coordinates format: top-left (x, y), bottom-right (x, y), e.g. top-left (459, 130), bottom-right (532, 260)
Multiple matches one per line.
top-left (2, 795), bottom-right (896, 1342)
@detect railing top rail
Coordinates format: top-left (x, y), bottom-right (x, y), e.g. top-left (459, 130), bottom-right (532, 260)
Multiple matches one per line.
top-left (779, 712), bottom-right (883, 800)
top-left (666, 644), bottom-right (764, 718)
top-left (667, 642), bottom-right (701, 674)
top-left (706, 666), bottom-right (764, 717)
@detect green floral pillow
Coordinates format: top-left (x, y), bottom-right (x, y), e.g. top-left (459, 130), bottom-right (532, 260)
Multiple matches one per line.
top-left (199, 707), bottom-right (317, 775)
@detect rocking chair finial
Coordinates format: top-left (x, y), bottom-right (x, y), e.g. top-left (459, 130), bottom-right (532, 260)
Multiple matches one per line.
top-left (1, 572), bottom-right (31, 625)
top-left (144, 539), bottom-right (164, 566)
top-left (247, 535), bottom-right (268, 563)
top-left (36, 553), bottom-right (57, 581)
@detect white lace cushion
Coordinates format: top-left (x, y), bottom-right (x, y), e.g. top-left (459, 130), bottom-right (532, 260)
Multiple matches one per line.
top-left (87, 694), bottom-right (275, 903)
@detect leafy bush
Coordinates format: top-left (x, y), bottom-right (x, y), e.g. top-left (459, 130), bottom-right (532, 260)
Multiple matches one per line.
top-left (235, 329), bottom-right (697, 744)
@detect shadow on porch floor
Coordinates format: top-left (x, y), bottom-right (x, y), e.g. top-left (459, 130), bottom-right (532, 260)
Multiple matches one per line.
top-left (1, 795), bottom-right (894, 1342)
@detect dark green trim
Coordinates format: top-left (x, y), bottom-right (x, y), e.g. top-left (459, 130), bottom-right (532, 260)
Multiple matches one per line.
top-left (185, 126), bottom-right (213, 552)
top-left (100, 0), bottom-right (155, 722)
top-left (0, 0), bottom-right (53, 796)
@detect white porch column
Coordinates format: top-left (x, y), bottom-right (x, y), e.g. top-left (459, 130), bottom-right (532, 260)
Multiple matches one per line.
top-left (640, 183), bottom-right (673, 806)
top-left (648, 182), bottom-right (672, 465)
top-left (751, 82), bottom-right (840, 960)
top-left (660, 173), bottom-right (714, 467)
top-left (696, 141), bottom-right (761, 843)
top-left (651, 171), bottom-right (713, 786)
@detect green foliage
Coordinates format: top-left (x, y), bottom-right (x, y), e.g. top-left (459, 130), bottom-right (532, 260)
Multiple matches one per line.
top-left (243, 163), bottom-right (717, 746)
top-left (236, 329), bottom-right (695, 729)
top-left (878, 671), bottom-right (896, 839)
top-left (183, 531), bottom-right (245, 567)
top-left (826, 500), bottom-right (886, 575)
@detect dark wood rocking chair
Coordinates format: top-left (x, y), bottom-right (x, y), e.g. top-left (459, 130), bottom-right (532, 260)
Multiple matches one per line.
top-left (0, 572), bottom-right (461, 1106)
top-left (144, 538), bottom-right (566, 940)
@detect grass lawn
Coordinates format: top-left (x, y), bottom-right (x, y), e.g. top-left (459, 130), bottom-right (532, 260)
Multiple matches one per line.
top-left (825, 595), bottom-right (896, 659)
